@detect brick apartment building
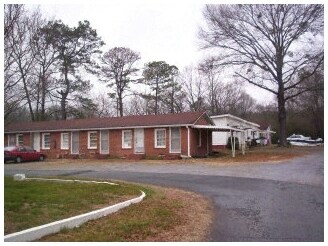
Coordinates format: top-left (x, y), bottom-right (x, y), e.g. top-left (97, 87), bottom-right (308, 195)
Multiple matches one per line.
top-left (4, 111), bottom-right (215, 159)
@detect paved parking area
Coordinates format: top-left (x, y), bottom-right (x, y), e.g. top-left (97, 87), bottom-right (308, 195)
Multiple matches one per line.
top-left (5, 149), bottom-right (323, 186)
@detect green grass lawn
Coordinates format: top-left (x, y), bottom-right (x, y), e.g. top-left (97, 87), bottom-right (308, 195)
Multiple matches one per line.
top-left (4, 176), bottom-right (140, 234)
top-left (4, 176), bottom-right (212, 241)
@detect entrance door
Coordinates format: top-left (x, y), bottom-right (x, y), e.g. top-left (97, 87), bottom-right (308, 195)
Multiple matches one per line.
top-left (33, 133), bottom-right (40, 151)
top-left (71, 132), bottom-right (79, 154)
top-left (100, 130), bottom-right (109, 154)
top-left (134, 129), bottom-right (144, 154)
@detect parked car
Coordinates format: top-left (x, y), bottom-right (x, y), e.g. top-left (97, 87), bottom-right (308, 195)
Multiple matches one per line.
top-left (286, 134), bottom-right (323, 146)
top-left (4, 145), bottom-right (45, 163)
top-left (255, 137), bottom-right (268, 145)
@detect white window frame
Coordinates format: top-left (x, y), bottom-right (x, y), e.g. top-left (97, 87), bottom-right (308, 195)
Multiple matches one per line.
top-left (170, 127), bottom-right (181, 154)
top-left (88, 131), bottom-right (98, 149)
top-left (16, 134), bottom-right (24, 146)
top-left (42, 133), bottom-right (51, 150)
top-left (122, 130), bottom-right (132, 149)
top-left (154, 128), bottom-right (166, 148)
top-left (61, 132), bottom-right (69, 150)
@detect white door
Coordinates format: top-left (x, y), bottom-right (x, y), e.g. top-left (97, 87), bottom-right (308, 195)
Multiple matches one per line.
top-left (100, 130), bottom-right (109, 154)
top-left (134, 129), bottom-right (144, 154)
top-left (71, 132), bottom-right (79, 154)
top-left (33, 133), bottom-right (40, 151)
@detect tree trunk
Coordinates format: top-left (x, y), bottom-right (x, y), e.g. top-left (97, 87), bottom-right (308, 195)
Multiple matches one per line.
top-left (60, 93), bottom-right (67, 120)
top-left (118, 90), bottom-right (123, 117)
top-left (155, 79), bottom-right (159, 115)
top-left (40, 72), bottom-right (46, 121)
top-left (277, 89), bottom-right (287, 147)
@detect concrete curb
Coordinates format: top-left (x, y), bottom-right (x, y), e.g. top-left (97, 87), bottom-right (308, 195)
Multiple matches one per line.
top-left (4, 177), bottom-right (146, 242)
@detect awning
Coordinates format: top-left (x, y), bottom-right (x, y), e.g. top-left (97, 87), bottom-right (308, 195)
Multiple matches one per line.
top-left (192, 125), bottom-right (245, 132)
top-left (192, 125), bottom-right (246, 157)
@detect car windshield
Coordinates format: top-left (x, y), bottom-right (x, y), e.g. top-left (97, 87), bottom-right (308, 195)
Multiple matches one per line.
top-left (4, 146), bottom-right (17, 151)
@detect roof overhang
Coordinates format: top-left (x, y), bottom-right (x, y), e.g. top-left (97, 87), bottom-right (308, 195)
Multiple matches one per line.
top-left (259, 130), bottom-right (276, 134)
top-left (4, 124), bottom-right (195, 134)
top-left (192, 125), bottom-right (245, 132)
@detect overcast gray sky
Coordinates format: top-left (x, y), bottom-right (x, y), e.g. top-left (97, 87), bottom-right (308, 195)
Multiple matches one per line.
top-left (24, 0), bottom-right (277, 104)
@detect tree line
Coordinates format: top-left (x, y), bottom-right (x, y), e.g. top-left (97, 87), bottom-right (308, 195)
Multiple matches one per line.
top-left (4, 4), bottom-right (324, 144)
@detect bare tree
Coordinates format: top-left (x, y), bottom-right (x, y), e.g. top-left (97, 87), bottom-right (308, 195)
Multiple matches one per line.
top-left (30, 12), bottom-right (58, 121)
top-left (100, 47), bottom-right (140, 117)
top-left (4, 4), bottom-right (25, 122)
top-left (6, 5), bottom-right (37, 121)
top-left (200, 4), bottom-right (324, 146)
top-left (198, 58), bottom-right (221, 115)
top-left (180, 66), bottom-right (207, 112)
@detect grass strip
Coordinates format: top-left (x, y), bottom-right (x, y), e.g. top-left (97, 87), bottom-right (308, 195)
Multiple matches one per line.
top-left (4, 176), bottom-right (140, 234)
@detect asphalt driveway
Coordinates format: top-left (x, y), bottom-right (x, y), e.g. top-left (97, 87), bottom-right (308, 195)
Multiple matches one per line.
top-left (4, 149), bottom-right (324, 242)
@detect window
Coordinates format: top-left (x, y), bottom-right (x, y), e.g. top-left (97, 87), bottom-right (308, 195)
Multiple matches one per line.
top-left (88, 131), bottom-right (98, 149)
top-left (100, 130), bottom-right (109, 154)
top-left (61, 133), bottom-right (69, 150)
top-left (170, 127), bottom-right (181, 153)
top-left (122, 130), bottom-right (132, 149)
top-left (8, 134), bottom-right (16, 146)
top-left (155, 129), bottom-right (166, 148)
top-left (16, 134), bottom-right (24, 145)
top-left (42, 133), bottom-right (51, 149)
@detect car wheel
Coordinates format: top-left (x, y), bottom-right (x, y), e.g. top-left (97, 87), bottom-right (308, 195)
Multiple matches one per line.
top-left (39, 155), bottom-right (44, 161)
top-left (16, 156), bottom-right (22, 163)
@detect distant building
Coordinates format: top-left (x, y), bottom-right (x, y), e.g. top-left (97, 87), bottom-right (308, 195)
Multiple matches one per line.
top-left (211, 114), bottom-right (273, 149)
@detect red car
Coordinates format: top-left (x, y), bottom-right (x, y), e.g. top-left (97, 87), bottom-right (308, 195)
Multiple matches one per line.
top-left (4, 145), bottom-right (45, 163)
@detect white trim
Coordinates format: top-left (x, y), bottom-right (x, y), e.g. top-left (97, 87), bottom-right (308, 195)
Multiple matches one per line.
top-left (211, 114), bottom-right (260, 128)
top-left (100, 130), bottom-right (109, 154)
top-left (122, 130), bottom-right (132, 149)
top-left (192, 125), bottom-right (245, 132)
top-left (154, 128), bottom-right (166, 148)
top-left (170, 127), bottom-right (181, 154)
top-left (41, 133), bottom-right (50, 150)
top-left (87, 131), bottom-right (98, 149)
top-left (187, 127), bottom-right (190, 157)
top-left (60, 132), bottom-right (69, 150)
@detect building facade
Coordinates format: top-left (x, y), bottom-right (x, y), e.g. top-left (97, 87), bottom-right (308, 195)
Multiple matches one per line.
top-left (4, 111), bottom-right (214, 159)
top-left (211, 114), bottom-right (261, 149)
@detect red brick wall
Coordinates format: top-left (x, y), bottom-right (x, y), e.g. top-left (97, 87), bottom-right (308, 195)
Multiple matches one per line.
top-left (4, 126), bottom-right (212, 159)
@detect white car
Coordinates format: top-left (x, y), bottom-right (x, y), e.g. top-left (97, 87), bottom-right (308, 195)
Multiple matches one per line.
top-left (287, 134), bottom-right (322, 146)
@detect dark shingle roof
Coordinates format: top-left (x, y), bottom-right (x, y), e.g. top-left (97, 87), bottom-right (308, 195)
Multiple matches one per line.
top-left (5, 111), bottom-right (208, 133)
